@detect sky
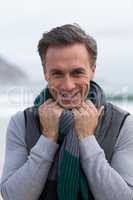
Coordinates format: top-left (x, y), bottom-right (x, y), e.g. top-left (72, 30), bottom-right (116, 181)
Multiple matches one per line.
top-left (0, 0), bottom-right (133, 92)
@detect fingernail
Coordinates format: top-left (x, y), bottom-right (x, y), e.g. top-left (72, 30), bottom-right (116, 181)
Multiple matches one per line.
top-left (86, 100), bottom-right (91, 103)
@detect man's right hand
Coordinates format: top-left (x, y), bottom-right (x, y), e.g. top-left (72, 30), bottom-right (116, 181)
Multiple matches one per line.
top-left (38, 99), bottom-right (64, 142)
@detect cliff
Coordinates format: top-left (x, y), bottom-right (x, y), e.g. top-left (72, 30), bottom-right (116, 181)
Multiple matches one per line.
top-left (0, 56), bottom-right (28, 85)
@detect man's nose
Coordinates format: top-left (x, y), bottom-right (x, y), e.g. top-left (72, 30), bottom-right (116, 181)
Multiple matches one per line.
top-left (61, 75), bottom-right (75, 91)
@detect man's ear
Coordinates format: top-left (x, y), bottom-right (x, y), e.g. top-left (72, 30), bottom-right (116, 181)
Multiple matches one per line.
top-left (91, 64), bottom-right (96, 79)
top-left (43, 65), bottom-right (49, 81)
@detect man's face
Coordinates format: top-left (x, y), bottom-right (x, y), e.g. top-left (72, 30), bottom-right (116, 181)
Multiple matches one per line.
top-left (43, 43), bottom-right (96, 109)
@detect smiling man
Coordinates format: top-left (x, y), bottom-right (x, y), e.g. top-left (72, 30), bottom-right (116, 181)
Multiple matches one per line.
top-left (1, 24), bottom-right (133, 200)
top-left (43, 43), bottom-right (95, 109)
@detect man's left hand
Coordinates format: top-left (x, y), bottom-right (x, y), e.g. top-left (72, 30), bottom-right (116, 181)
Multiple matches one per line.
top-left (72, 100), bottom-right (104, 140)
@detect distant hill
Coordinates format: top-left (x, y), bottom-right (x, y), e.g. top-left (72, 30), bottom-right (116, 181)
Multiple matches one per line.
top-left (0, 56), bottom-right (28, 85)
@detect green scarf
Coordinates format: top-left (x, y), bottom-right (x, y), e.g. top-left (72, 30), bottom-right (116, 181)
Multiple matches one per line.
top-left (34, 81), bottom-right (105, 200)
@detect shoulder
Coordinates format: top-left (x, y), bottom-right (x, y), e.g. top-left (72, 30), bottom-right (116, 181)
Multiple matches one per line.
top-left (108, 102), bottom-right (129, 116)
top-left (107, 102), bottom-right (133, 150)
top-left (114, 114), bottom-right (133, 149)
top-left (121, 114), bottom-right (133, 129)
top-left (6, 111), bottom-right (26, 145)
top-left (8, 111), bottom-right (25, 131)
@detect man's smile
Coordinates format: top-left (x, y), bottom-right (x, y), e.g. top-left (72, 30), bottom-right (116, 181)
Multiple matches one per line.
top-left (58, 91), bottom-right (82, 107)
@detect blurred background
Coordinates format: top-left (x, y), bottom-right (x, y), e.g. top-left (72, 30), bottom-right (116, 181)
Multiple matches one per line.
top-left (0, 0), bottom-right (133, 189)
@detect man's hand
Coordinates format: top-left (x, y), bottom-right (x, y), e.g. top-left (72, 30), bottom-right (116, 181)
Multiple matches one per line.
top-left (38, 99), bottom-right (64, 142)
top-left (72, 100), bottom-right (104, 140)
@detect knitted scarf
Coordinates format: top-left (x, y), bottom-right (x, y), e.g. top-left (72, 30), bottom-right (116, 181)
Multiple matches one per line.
top-left (34, 81), bottom-right (106, 200)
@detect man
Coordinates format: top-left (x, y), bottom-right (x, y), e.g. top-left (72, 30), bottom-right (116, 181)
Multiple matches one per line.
top-left (1, 24), bottom-right (133, 200)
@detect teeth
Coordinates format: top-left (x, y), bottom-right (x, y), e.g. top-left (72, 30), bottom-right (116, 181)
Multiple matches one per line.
top-left (61, 91), bottom-right (78, 97)
top-left (61, 91), bottom-right (79, 98)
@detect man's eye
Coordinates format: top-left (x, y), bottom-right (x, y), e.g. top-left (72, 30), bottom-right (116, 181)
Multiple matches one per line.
top-left (52, 72), bottom-right (63, 77)
top-left (72, 70), bottom-right (84, 76)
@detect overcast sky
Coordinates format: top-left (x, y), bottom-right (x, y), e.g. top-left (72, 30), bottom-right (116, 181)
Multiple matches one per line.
top-left (0, 0), bottom-right (133, 91)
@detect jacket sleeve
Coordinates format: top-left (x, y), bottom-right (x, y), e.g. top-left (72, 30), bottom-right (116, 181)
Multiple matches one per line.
top-left (0, 111), bottom-right (58, 200)
top-left (79, 115), bottom-right (133, 200)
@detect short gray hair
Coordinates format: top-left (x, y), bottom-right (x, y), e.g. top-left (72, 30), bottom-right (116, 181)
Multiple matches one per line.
top-left (38, 24), bottom-right (97, 67)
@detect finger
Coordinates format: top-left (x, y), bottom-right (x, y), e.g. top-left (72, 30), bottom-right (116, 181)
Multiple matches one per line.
top-left (75, 103), bottom-right (82, 109)
top-left (85, 100), bottom-right (97, 113)
top-left (72, 108), bottom-right (80, 115)
top-left (82, 102), bottom-right (98, 118)
top-left (81, 101), bottom-right (94, 114)
top-left (81, 101), bottom-right (88, 109)
top-left (98, 106), bottom-right (104, 118)
top-left (54, 104), bottom-right (64, 111)
top-left (77, 106), bottom-right (85, 113)
top-left (40, 101), bottom-right (56, 112)
top-left (45, 99), bottom-right (53, 104)
top-left (47, 100), bottom-right (57, 107)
